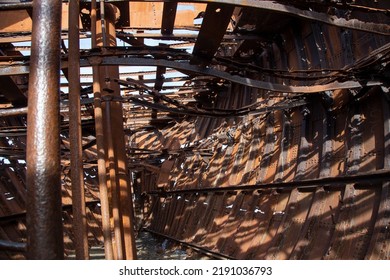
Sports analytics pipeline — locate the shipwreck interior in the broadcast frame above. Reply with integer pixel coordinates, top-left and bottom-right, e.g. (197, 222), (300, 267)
(0, 0), (389, 260)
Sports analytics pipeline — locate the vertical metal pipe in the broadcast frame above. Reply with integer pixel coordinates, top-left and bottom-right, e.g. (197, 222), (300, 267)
(91, 0), (97, 48)
(26, 0), (64, 259)
(105, 99), (125, 260)
(96, 3), (121, 260)
(68, 0), (89, 260)
(91, 0), (114, 260)
(93, 89), (114, 260)
(103, 3), (137, 259)
(99, 0), (107, 46)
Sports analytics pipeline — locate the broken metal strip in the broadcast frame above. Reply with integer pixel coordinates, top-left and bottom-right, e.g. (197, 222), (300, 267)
(191, 3), (235, 64)
(147, 168), (390, 195)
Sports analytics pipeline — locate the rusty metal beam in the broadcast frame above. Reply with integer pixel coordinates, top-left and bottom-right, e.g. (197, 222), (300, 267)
(99, 3), (137, 260)
(192, 3), (234, 65)
(91, 0), (97, 48)
(105, 99), (125, 260)
(152, 65), (166, 119)
(154, 1), (177, 120)
(0, 2), (32, 11)
(147, 169), (390, 195)
(161, 2), (177, 35)
(365, 94), (390, 259)
(91, 0), (114, 260)
(104, 98), (125, 260)
(78, 0), (390, 35)
(0, 107), (27, 117)
(68, 0), (89, 260)
(26, 0), (64, 260)
(1, 1), (386, 34)
(98, 1), (123, 260)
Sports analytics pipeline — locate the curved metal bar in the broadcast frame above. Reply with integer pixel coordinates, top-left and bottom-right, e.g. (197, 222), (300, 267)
(84, 56), (378, 93)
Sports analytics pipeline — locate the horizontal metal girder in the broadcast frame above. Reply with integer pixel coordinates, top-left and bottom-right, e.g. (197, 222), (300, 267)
(0, 1), (388, 35)
(72, 0), (390, 35)
(147, 168), (390, 195)
(0, 2), (32, 11)
(0, 106), (27, 117)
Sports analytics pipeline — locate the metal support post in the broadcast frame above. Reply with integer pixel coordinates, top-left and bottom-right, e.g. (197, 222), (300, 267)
(104, 98), (125, 260)
(91, 0), (114, 260)
(69, 0), (89, 260)
(103, 3), (137, 260)
(26, 0), (64, 259)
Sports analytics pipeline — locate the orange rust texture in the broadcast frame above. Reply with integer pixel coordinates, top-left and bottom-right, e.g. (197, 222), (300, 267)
(129, 3), (206, 28)
(0, 4), (71, 33)
(140, 89), (388, 259)
(132, 19), (390, 258)
(0, 3), (206, 32)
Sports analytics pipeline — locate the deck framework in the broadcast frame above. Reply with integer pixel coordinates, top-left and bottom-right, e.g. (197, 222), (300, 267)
(0, 0), (389, 259)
